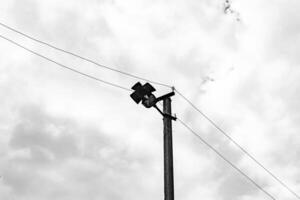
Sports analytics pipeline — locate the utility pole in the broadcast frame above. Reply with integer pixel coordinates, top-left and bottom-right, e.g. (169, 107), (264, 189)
(130, 82), (176, 200)
(163, 97), (174, 200)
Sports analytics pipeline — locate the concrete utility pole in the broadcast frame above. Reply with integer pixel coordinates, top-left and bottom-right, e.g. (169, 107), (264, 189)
(163, 97), (174, 200)
(130, 82), (176, 200)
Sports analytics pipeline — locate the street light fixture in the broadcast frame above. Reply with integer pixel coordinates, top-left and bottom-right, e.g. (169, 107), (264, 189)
(130, 82), (176, 120)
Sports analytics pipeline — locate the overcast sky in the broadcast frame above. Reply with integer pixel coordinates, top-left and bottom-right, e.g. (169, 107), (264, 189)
(0, 0), (300, 199)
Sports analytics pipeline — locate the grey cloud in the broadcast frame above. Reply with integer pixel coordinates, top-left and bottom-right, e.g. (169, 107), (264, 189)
(10, 105), (79, 161)
(181, 106), (265, 199)
(212, 141), (267, 200)
(4, 0), (300, 199)
(217, 171), (261, 200)
(2, 104), (154, 199)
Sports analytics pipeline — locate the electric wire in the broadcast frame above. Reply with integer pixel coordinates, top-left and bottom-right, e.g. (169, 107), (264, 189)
(0, 22), (172, 89)
(177, 117), (276, 200)
(0, 21), (298, 199)
(0, 34), (131, 92)
(174, 88), (300, 199)
(0, 30), (276, 199)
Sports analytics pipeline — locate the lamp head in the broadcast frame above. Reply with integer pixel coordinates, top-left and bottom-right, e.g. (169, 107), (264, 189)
(130, 82), (156, 108)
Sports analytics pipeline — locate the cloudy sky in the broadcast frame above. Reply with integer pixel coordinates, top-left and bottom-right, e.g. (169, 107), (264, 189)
(0, 0), (300, 199)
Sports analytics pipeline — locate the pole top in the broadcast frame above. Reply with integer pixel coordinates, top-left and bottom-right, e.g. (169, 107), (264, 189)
(130, 82), (176, 120)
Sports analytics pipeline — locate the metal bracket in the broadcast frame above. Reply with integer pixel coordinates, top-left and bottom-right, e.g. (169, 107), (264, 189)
(154, 105), (177, 121)
(155, 92), (175, 103)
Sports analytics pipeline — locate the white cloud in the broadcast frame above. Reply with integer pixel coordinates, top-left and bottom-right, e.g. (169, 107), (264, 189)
(1, 0), (300, 199)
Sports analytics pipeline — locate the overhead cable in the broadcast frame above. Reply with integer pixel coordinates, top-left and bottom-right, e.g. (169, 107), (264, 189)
(177, 117), (276, 200)
(0, 34), (131, 92)
(0, 22), (172, 89)
(174, 88), (300, 200)
(1, 21), (298, 199)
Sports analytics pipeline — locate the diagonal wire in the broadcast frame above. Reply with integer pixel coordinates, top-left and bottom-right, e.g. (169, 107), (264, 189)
(0, 21), (298, 199)
(177, 117), (276, 200)
(0, 34), (131, 92)
(0, 22), (172, 89)
(174, 88), (300, 199)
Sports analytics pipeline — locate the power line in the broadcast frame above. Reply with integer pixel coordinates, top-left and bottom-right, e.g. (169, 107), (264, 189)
(0, 21), (298, 199)
(177, 117), (276, 200)
(0, 34), (131, 92)
(174, 88), (300, 199)
(0, 22), (172, 89)
(0, 29), (269, 200)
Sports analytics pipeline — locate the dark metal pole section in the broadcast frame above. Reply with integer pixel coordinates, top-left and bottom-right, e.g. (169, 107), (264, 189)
(163, 97), (174, 200)
(130, 82), (176, 199)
